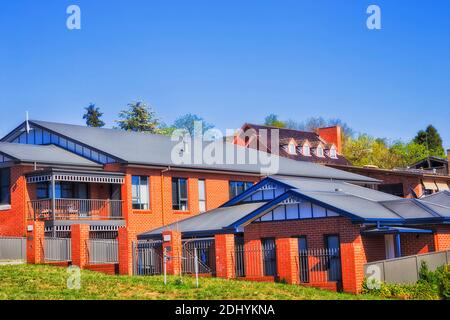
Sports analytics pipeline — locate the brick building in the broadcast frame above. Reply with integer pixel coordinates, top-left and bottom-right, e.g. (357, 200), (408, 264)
(140, 176), (450, 293)
(233, 123), (450, 198)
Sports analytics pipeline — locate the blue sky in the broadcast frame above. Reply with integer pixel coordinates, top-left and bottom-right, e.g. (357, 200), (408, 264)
(0, 0), (449, 148)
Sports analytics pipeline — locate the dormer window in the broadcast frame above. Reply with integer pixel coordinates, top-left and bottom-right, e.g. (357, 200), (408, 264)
(288, 142), (296, 155)
(316, 145), (324, 157)
(302, 144), (311, 156)
(329, 146), (337, 159)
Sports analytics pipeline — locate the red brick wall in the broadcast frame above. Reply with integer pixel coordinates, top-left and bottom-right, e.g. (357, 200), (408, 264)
(0, 165), (34, 237)
(85, 264), (118, 275)
(401, 233), (435, 256)
(113, 165), (260, 235)
(434, 225), (450, 251)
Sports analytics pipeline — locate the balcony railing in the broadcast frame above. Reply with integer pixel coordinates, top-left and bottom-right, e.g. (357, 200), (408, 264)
(28, 199), (123, 221)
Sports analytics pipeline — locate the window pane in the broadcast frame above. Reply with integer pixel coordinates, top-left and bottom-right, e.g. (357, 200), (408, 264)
(172, 179), (179, 208)
(198, 180), (205, 200)
(37, 183), (49, 199)
(0, 168), (11, 205)
(179, 178), (187, 199)
(132, 176), (149, 210)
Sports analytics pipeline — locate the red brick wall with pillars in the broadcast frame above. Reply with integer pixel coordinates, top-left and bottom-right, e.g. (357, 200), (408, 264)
(26, 220), (45, 264)
(118, 226), (137, 275)
(244, 217), (367, 293)
(162, 230), (182, 275)
(275, 238), (299, 284)
(215, 234), (235, 279)
(0, 165), (34, 237)
(71, 224), (90, 268)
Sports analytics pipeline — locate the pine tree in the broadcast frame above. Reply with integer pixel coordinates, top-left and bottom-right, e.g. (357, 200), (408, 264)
(83, 103), (105, 127)
(116, 101), (160, 133)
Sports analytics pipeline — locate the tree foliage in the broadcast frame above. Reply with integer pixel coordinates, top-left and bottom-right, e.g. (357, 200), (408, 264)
(116, 101), (160, 133)
(413, 125), (445, 158)
(264, 114), (286, 128)
(173, 113), (214, 136)
(83, 103), (105, 127)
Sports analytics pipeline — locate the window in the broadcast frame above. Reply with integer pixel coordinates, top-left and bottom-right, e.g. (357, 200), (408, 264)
(0, 168), (11, 205)
(329, 147), (337, 159)
(132, 176), (149, 210)
(302, 144), (311, 156)
(172, 178), (188, 211)
(316, 146), (324, 157)
(37, 183), (49, 199)
(229, 181), (253, 198)
(287, 142), (296, 155)
(198, 179), (206, 213)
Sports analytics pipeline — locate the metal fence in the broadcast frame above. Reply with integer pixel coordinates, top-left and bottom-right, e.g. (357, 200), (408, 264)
(182, 239), (216, 275)
(88, 239), (118, 264)
(233, 242), (277, 278)
(299, 248), (342, 283)
(44, 237), (72, 261)
(0, 237), (26, 261)
(28, 199), (123, 220)
(133, 241), (163, 276)
(364, 250), (450, 285)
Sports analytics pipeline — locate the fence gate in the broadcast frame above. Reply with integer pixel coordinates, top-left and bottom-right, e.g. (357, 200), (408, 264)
(182, 239), (216, 275)
(44, 237), (72, 262)
(133, 241), (163, 276)
(0, 237), (26, 261)
(262, 239), (277, 276)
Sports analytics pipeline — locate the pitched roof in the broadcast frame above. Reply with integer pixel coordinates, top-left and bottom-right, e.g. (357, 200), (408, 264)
(138, 202), (266, 239)
(0, 142), (101, 167)
(8, 120), (376, 182)
(422, 191), (450, 207)
(240, 123), (349, 165)
(139, 176), (450, 239)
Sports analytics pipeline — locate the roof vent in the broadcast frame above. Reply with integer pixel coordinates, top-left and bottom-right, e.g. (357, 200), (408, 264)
(335, 188), (342, 192)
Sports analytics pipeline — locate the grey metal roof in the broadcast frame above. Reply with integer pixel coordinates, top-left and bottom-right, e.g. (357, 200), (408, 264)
(362, 226), (433, 235)
(271, 176), (398, 201)
(379, 199), (437, 219)
(138, 202), (266, 239)
(292, 190), (402, 221)
(0, 142), (101, 167)
(26, 120), (378, 182)
(422, 191), (450, 207)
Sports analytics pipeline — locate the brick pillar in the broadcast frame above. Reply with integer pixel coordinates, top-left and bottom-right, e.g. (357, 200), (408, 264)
(26, 221), (45, 264)
(118, 227), (137, 275)
(162, 230), (182, 275)
(71, 224), (89, 268)
(244, 239), (263, 279)
(215, 234), (235, 279)
(276, 238), (299, 284)
(340, 238), (365, 294)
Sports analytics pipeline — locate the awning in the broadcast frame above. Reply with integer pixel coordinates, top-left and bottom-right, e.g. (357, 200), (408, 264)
(422, 180), (438, 191)
(26, 169), (125, 184)
(362, 226), (433, 236)
(435, 181), (450, 191)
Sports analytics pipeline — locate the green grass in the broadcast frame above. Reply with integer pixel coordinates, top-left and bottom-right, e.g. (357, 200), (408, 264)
(0, 264), (384, 300)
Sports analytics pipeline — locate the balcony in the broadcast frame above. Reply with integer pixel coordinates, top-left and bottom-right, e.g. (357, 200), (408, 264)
(28, 199), (123, 221)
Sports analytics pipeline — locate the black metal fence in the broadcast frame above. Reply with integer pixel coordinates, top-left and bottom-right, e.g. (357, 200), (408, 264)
(299, 248), (342, 283)
(233, 241), (277, 278)
(182, 239), (216, 275)
(133, 241), (163, 276)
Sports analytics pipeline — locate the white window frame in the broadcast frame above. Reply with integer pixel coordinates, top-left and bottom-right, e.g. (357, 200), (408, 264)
(302, 144), (311, 156)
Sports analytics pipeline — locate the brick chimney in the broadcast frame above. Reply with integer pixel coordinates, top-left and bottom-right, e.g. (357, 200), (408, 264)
(317, 126), (342, 154)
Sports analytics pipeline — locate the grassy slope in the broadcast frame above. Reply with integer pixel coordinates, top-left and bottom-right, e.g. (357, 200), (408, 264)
(0, 264), (382, 300)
